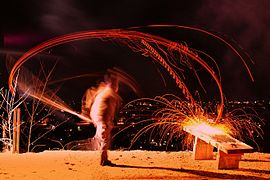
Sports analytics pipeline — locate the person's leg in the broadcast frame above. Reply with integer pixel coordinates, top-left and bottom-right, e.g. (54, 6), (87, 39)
(100, 124), (113, 166)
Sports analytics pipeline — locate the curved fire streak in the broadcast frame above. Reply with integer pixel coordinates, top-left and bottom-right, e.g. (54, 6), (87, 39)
(133, 24), (254, 81)
(7, 26), (238, 122)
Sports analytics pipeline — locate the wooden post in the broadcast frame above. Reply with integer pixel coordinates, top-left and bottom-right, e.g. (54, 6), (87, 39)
(16, 108), (21, 153)
(193, 137), (214, 160)
(217, 150), (242, 169)
(13, 108), (17, 153)
(12, 108), (21, 153)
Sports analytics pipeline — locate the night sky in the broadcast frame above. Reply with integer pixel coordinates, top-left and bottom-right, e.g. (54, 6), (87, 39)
(2, 0), (270, 102)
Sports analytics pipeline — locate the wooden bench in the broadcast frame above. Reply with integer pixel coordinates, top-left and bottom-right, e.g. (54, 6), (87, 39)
(183, 125), (253, 169)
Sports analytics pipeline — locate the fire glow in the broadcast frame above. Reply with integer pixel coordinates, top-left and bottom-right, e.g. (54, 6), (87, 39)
(183, 122), (229, 136)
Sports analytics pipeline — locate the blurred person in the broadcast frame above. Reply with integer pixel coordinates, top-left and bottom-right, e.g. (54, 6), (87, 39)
(82, 73), (121, 166)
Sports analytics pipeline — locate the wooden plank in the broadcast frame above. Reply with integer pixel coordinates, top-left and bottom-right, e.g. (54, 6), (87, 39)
(211, 135), (253, 154)
(217, 150), (242, 169)
(193, 137), (214, 160)
(183, 126), (253, 154)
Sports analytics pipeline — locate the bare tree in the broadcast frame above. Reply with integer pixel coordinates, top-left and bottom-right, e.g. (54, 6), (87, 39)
(5, 55), (83, 153)
(18, 61), (61, 152)
(0, 74), (28, 152)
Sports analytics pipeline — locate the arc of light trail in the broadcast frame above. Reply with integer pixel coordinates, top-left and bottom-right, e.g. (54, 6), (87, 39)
(29, 92), (91, 122)
(141, 39), (224, 121)
(8, 28), (225, 122)
(133, 24), (254, 82)
(141, 40), (195, 105)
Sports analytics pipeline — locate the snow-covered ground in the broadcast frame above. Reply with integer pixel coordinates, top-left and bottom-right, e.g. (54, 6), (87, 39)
(0, 150), (269, 179)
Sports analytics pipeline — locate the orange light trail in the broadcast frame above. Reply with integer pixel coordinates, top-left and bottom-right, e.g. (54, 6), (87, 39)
(139, 24), (254, 82)
(15, 67), (141, 123)
(14, 66), (93, 122)
(30, 92), (91, 122)
(7, 26), (238, 123)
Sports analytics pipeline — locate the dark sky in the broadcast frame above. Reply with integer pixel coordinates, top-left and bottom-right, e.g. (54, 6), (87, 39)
(2, 0), (270, 102)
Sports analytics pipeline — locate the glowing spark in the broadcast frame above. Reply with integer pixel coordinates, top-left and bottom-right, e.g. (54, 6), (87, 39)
(120, 94), (263, 150)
